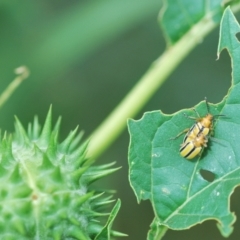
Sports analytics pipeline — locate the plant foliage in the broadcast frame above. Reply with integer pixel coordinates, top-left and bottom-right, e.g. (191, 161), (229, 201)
(128, 7), (240, 238)
(0, 107), (123, 239)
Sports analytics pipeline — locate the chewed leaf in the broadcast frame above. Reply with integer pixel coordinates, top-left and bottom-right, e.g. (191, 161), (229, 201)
(128, 7), (240, 238)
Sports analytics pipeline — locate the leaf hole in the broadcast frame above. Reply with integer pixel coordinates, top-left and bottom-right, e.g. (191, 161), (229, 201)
(200, 169), (215, 182)
(235, 32), (240, 42)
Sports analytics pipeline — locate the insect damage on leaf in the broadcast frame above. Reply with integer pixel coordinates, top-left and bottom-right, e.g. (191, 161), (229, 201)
(128, 7), (240, 238)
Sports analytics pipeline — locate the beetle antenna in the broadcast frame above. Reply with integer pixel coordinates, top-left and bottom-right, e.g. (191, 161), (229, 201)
(213, 114), (225, 119)
(193, 108), (201, 118)
(210, 137), (226, 147)
(204, 97), (210, 113)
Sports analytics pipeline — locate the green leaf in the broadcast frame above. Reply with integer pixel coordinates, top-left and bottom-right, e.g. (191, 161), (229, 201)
(128, 7), (240, 238)
(95, 199), (126, 240)
(160, 0), (224, 45)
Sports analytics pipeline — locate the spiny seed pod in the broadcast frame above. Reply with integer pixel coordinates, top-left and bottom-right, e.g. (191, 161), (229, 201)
(0, 107), (124, 239)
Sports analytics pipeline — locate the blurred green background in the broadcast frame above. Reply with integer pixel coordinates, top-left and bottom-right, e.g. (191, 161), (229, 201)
(1, 1), (239, 239)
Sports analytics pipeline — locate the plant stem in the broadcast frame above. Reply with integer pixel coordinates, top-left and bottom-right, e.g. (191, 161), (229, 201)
(86, 5), (240, 160)
(0, 66), (30, 109)
(86, 15), (215, 159)
(155, 226), (168, 240)
(147, 218), (168, 240)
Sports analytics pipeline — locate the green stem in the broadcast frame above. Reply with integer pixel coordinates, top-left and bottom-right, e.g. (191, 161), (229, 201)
(86, 14), (216, 159)
(154, 225), (168, 240)
(147, 218), (168, 240)
(0, 66), (29, 109)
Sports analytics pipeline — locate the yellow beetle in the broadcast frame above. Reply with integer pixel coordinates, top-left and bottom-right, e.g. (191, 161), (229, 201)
(182, 98), (223, 143)
(180, 133), (208, 160)
(171, 98), (224, 159)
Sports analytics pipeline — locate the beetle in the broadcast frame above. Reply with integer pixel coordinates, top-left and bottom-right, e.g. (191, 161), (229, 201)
(170, 98), (224, 159)
(180, 132), (208, 160)
(171, 98), (224, 143)
(182, 98), (224, 143)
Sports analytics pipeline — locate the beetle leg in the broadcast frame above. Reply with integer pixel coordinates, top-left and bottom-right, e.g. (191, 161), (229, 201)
(183, 111), (199, 121)
(169, 128), (189, 140)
